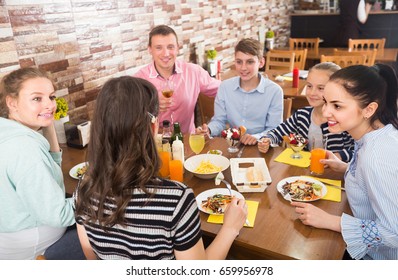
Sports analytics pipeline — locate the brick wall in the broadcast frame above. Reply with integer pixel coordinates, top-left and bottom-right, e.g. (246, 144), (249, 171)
(0, 0), (293, 122)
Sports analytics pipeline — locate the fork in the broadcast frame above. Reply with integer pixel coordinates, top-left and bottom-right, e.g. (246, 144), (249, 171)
(280, 188), (292, 202)
(215, 172), (250, 226)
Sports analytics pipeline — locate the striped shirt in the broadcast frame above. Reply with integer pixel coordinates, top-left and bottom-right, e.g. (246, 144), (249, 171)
(264, 107), (354, 162)
(342, 124), (398, 260)
(75, 180), (202, 260)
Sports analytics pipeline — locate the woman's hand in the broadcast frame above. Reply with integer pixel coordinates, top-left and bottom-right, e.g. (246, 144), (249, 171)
(222, 197), (248, 236)
(42, 123), (61, 152)
(291, 201), (342, 232)
(320, 150), (348, 173)
(257, 137), (270, 153)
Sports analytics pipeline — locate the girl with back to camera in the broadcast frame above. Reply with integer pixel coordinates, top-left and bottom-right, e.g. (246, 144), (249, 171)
(74, 76), (247, 260)
(292, 64), (398, 260)
(0, 67), (84, 259)
(258, 62), (354, 162)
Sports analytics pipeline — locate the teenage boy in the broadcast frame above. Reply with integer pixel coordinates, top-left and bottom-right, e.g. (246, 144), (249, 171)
(197, 38), (283, 145)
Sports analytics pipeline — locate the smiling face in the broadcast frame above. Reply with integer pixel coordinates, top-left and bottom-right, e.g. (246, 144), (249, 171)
(234, 51), (264, 83)
(6, 77), (56, 131)
(322, 81), (373, 140)
(305, 69), (331, 108)
(148, 33), (178, 77)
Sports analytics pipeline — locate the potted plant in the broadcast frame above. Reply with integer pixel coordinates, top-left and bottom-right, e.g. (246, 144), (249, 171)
(265, 30), (275, 50)
(206, 48), (218, 77)
(54, 97), (69, 143)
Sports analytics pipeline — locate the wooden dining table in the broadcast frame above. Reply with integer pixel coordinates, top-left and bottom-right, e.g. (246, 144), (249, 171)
(61, 135), (351, 260)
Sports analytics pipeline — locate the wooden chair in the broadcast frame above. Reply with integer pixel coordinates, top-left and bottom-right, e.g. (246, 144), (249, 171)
(333, 48), (377, 66)
(283, 98), (293, 121)
(270, 49), (308, 70)
(348, 38), (386, 51)
(265, 51), (295, 72)
(289, 37), (321, 52)
(320, 54), (367, 68)
(197, 93), (215, 124)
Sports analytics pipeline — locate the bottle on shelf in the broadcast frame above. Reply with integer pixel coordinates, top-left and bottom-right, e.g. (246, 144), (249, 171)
(171, 122), (183, 144)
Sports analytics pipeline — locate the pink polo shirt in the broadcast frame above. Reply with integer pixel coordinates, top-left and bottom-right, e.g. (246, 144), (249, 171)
(134, 60), (221, 133)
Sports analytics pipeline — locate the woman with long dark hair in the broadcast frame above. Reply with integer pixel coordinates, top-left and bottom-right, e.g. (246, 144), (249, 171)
(75, 76), (247, 260)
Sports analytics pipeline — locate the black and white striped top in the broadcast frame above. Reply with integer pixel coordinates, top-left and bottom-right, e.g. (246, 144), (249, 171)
(265, 106), (355, 162)
(75, 180), (202, 260)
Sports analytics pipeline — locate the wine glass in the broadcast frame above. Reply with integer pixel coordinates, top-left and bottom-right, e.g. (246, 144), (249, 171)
(189, 133), (205, 155)
(161, 80), (174, 123)
(288, 142), (307, 159)
(283, 135), (308, 159)
(226, 138), (240, 153)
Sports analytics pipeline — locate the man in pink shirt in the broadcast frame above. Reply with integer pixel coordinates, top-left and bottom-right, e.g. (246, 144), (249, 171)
(134, 25), (221, 133)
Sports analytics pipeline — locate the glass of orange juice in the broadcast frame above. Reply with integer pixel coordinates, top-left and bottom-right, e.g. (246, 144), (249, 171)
(169, 160), (183, 182)
(310, 148), (327, 175)
(159, 151), (170, 178)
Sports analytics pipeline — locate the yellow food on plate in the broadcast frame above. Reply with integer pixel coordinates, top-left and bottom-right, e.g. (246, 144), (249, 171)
(194, 160), (222, 174)
(239, 125), (247, 136)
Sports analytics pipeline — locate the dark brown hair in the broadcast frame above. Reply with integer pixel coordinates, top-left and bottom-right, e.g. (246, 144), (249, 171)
(148, 25), (178, 47)
(329, 64), (398, 129)
(75, 76), (160, 227)
(0, 67), (54, 118)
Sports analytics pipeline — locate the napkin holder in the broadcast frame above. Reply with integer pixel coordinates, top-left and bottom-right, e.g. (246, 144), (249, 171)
(65, 121), (91, 149)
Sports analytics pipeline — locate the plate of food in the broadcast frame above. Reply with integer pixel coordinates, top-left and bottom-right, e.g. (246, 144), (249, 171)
(184, 154), (229, 179)
(69, 162), (88, 179)
(276, 176), (327, 202)
(196, 188), (244, 215)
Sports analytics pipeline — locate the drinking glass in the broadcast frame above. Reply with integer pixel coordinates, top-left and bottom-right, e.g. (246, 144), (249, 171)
(226, 138), (240, 153)
(189, 133), (205, 155)
(283, 135), (307, 159)
(310, 136), (327, 175)
(161, 80), (174, 123)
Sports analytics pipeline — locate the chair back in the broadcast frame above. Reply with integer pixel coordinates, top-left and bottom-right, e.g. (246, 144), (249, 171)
(320, 54), (367, 68)
(197, 93), (215, 124)
(283, 98), (293, 121)
(348, 38), (385, 51)
(333, 48), (377, 66)
(289, 38), (321, 51)
(271, 49), (308, 70)
(265, 51), (295, 72)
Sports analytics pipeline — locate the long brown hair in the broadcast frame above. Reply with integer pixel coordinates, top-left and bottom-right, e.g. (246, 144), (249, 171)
(75, 76), (160, 227)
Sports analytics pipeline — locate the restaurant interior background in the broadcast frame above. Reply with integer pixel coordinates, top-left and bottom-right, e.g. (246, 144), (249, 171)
(0, 0), (293, 124)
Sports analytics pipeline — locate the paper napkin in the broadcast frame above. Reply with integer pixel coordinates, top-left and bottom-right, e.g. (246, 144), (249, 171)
(274, 148), (311, 168)
(301, 176), (342, 202)
(207, 200), (259, 228)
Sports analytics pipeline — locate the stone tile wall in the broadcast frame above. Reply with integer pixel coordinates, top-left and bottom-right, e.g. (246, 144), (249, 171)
(0, 0), (293, 122)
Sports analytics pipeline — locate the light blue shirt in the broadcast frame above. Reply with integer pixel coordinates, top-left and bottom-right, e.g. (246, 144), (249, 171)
(342, 124), (398, 260)
(207, 74), (283, 140)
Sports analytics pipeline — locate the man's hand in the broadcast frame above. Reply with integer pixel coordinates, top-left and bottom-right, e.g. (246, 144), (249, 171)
(240, 134), (257, 145)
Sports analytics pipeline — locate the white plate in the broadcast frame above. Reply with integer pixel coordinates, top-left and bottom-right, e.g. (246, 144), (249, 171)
(196, 188), (244, 215)
(69, 162), (88, 179)
(184, 154), (230, 179)
(276, 176), (327, 202)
